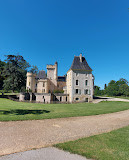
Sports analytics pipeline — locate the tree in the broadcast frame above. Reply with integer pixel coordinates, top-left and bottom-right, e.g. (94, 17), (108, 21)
(119, 84), (129, 97)
(94, 86), (101, 96)
(104, 84), (107, 90)
(105, 78), (129, 96)
(0, 60), (6, 89)
(116, 78), (128, 87)
(30, 65), (38, 74)
(3, 55), (30, 92)
(105, 80), (119, 96)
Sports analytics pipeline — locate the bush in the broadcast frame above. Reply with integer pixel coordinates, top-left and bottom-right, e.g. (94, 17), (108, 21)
(53, 90), (64, 93)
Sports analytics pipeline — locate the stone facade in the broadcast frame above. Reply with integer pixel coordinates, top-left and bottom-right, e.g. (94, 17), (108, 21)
(26, 73), (36, 92)
(35, 93), (51, 103)
(36, 79), (49, 93)
(67, 70), (94, 103)
(67, 54), (94, 103)
(19, 54), (94, 103)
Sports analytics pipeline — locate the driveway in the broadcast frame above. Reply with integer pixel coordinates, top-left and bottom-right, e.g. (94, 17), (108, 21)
(0, 109), (129, 156)
(93, 96), (129, 103)
(0, 147), (90, 160)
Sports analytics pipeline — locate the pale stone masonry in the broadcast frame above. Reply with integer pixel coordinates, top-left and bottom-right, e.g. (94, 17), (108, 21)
(67, 54), (94, 103)
(19, 54), (94, 103)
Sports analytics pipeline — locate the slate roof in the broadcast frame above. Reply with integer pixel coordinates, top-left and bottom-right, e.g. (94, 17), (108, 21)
(57, 76), (66, 82)
(70, 56), (92, 71)
(36, 70), (46, 79)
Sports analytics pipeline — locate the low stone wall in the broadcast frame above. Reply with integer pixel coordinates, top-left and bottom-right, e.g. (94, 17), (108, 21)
(35, 93), (51, 103)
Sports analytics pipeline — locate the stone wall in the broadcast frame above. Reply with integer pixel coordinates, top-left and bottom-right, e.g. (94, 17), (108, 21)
(57, 81), (66, 90)
(26, 72), (36, 92)
(35, 93), (51, 103)
(53, 93), (69, 103)
(37, 79), (49, 93)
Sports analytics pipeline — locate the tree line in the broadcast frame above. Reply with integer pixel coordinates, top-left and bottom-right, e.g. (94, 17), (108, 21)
(0, 55), (38, 92)
(94, 78), (129, 97)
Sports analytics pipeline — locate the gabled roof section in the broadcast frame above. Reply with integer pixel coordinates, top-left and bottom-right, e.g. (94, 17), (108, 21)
(70, 54), (92, 71)
(36, 70), (46, 79)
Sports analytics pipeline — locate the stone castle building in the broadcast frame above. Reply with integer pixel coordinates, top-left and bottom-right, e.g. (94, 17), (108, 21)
(19, 54), (94, 103)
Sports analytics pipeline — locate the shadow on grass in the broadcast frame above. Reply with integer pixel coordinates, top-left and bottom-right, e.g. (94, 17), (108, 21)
(0, 109), (50, 115)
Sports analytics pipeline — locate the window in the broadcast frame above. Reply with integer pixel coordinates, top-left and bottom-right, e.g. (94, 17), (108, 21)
(43, 82), (45, 87)
(85, 80), (88, 86)
(85, 89), (88, 95)
(42, 89), (45, 93)
(75, 98), (79, 101)
(66, 97), (67, 102)
(76, 80), (79, 85)
(75, 89), (81, 94)
(75, 89), (78, 94)
(60, 97), (62, 101)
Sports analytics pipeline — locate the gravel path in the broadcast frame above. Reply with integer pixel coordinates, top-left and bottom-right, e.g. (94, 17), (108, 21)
(0, 147), (90, 160)
(93, 97), (129, 103)
(0, 109), (129, 156)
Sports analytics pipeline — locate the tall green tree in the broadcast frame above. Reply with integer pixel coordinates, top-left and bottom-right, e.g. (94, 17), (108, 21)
(3, 55), (30, 92)
(105, 80), (119, 96)
(30, 65), (38, 74)
(116, 78), (128, 86)
(0, 60), (6, 89)
(105, 78), (129, 96)
(119, 84), (129, 97)
(94, 86), (104, 96)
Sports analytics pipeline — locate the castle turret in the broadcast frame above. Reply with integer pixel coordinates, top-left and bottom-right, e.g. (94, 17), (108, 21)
(54, 62), (58, 80)
(47, 62), (58, 80)
(46, 62), (58, 91)
(26, 72), (36, 92)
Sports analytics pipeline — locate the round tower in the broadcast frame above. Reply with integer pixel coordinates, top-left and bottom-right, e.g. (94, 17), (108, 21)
(26, 72), (36, 92)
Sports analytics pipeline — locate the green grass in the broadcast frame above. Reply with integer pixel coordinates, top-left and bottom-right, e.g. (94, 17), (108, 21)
(0, 98), (129, 121)
(0, 92), (19, 95)
(55, 125), (129, 160)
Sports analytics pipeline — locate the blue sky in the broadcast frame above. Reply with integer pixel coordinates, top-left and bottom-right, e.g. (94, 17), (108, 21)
(0, 0), (129, 89)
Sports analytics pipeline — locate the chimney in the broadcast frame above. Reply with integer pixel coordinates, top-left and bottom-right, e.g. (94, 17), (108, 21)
(80, 53), (82, 62)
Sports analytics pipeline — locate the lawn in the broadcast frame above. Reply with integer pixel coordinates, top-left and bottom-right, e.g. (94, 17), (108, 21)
(55, 125), (129, 160)
(0, 98), (129, 121)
